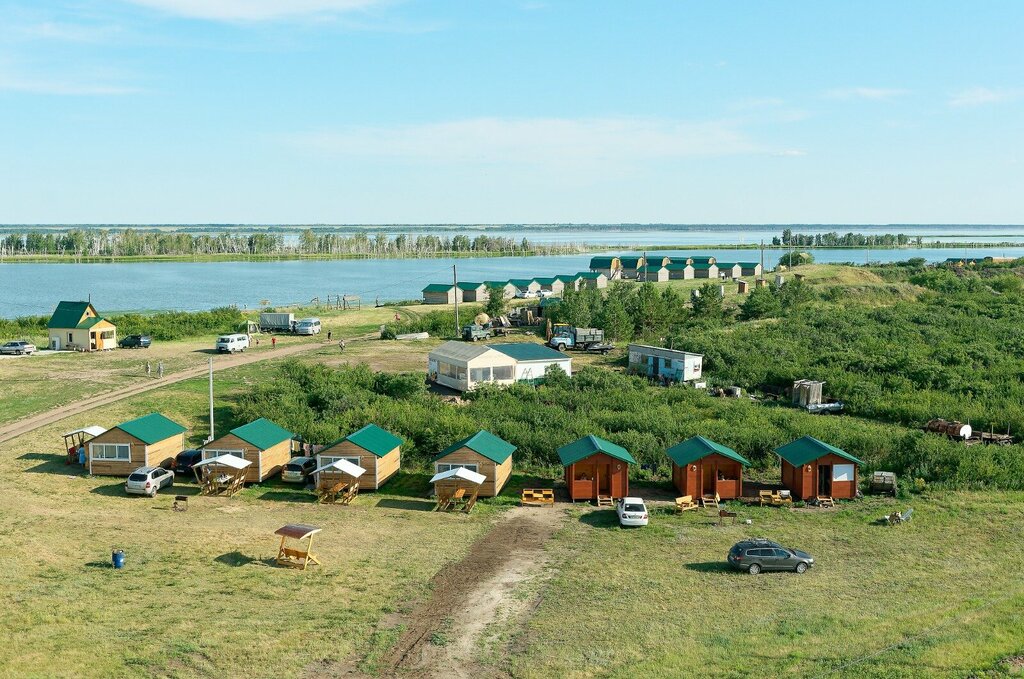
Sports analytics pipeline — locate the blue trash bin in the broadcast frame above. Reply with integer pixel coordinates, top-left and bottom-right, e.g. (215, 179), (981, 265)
(112, 550), (125, 569)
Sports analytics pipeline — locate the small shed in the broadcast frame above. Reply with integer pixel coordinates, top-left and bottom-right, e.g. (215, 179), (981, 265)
(456, 282), (489, 302)
(555, 273), (584, 292)
(576, 271), (608, 289)
(422, 283), (461, 305)
(638, 264), (669, 282)
(692, 262), (719, 279)
(87, 413), (187, 476)
(202, 417), (294, 483)
(627, 344), (703, 383)
(619, 256), (645, 279)
(484, 280), (517, 299)
(193, 454), (251, 496)
(432, 430), (516, 497)
(775, 436), (863, 500)
(737, 279), (749, 294)
(665, 262), (695, 280)
(739, 262), (763, 277)
(667, 436), (750, 499)
(558, 434), (635, 501)
(489, 342), (572, 383)
(716, 262), (742, 279)
(316, 423), (402, 490)
(589, 256), (621, 279)
(47, 301), (117, 352)
(533, 277), (565, 295)
(510, 278), (542, 295)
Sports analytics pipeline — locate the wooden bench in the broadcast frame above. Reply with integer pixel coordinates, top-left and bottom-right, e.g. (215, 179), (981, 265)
(522, 488), (555, 507)
(718, 509), (738, 525)
(317, 481), (349, 504)
(675, 495), (699, 512)
(759, 490), (793, 506)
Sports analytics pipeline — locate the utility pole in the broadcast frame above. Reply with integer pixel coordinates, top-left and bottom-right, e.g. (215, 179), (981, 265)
(760, 239), (765, 281)
(453, 264), (460, 334)
(643, 250), (648, 282)
(206, 357), (214, 444)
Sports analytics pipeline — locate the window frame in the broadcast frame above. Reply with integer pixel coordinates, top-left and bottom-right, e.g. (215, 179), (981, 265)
(90, 442), (130, 461)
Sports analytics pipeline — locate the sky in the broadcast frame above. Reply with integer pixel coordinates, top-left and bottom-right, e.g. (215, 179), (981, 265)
(0, 0), (1022, 225)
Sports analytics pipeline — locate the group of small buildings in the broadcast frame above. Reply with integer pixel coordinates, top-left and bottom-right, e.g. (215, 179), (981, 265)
(427, 341), (572, 391)
(422, 272), (607, 304)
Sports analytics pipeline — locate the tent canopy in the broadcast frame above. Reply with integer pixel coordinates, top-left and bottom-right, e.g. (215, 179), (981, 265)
(275, 524), (321, 540)
(63, 426), (107, 439)
(312, 459), (366, 477)
(193, 454), (252, 470)
(430, 467), (486, 485)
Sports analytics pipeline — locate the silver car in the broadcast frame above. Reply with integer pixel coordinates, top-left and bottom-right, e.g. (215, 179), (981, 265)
(125, 466), (174, 497)
(281, 456), (317, 483)
(0, 341), (36, 355)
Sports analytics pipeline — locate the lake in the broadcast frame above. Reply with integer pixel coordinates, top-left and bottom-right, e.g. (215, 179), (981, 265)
(4, 243), (1024, 318)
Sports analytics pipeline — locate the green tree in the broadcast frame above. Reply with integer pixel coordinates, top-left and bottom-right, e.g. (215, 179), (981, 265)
(484, 286), (508, 317)
(597, 294), (632, 342)
(628, 283), (668, 339)
(739, 286), (782, 320)
(691, 282), (725, 322)
(778, 251), (814, 267)
(557, 288), (594, 328)
(778, 278), (813, 311)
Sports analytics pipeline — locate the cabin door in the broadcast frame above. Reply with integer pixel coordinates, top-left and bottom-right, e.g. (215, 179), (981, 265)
(598, 464), (610, 495)
(702, 463), (715, 495)
(818, 465), (832, 496)
(650, 357), (659, 377)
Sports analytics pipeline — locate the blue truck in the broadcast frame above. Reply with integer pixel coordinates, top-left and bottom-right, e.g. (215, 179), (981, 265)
(547, 326), (612, 354)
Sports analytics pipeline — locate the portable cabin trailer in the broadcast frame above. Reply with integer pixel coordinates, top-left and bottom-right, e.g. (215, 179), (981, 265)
(432, 430), (515, 497)
(627, 344), (703, 383)
(555, 274), (584, 292)
(589, 256), (621, 279)
(558, 434), (635, 501)
(456, 282), (489, 302)
(739, 262), (763, 277)
(619, 256), (645, 279)
(202, 417), (294, 483)
(422, 284), (460, 305)
(576, 271), (608, 289)
(510, 278), (542, 295)
(47, 301), (117, 352)
(533, 277), (565, 295)
(484, 280), (517, 299)
(315, 423), (402, 490)
(667, 436), (750, 500)
(716, 262), (743, 279)
(775, 436), (862, 500)
(87, 412), (186, 476)
(665, 262), (695, 280)
(638, 264), (669, 282)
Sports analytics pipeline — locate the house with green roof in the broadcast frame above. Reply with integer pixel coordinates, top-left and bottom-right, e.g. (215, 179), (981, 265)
(316, 423), (403, 490)
(738, 262), (763, 277)
(203, 417), (295, 483)
(665, 261), (695, 280)
(47, 300), (117, 352)
(618, 256), (646, 279)
(638, 264), (669, 282)
(432, 430), (516, 497)
(87, 412), (187, 476)
(455, 281), (490, 302)
(715, 262), (742, 279)
(484, 280), (517, 299)
(691, 261), (719, 279)
(667, 436), (750, 500)
(775, 436), (863, 500)
(575, 271), (608, 289)
(533, 276), (565, 295)
(554, 273), (584, 291)
(509, 278), (542, 295)
(558, 434), (636, 501)
(589, 256), (621, 279)
(422, 283), (460, 305)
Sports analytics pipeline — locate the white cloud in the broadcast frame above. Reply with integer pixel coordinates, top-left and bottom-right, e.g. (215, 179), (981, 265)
(824, 87), (909, 101)
(289, 117), (764, 167)
(0, 60), (138, 95)
(123, 0), (384, 21)
(948, 86), (1024, 107)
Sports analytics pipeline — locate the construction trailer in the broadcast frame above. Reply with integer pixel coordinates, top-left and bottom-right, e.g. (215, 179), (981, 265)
(432, 429), (516, 498)
(627, 344), (704, 384)
(201, 417), (294, 483)
(47, 301), (117, 352)
(667, 436), (750, 500)
(315, 423), (402, 491)
(87, 413), (187, 476)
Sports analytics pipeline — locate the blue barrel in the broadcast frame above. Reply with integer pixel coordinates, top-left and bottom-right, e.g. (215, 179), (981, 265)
(112, 550), (125, 569)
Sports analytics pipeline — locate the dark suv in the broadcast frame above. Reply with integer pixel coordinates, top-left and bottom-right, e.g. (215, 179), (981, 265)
(727, 539), (815, 575)
(173, 449), (204, 475)
(120, 334), (152, 349)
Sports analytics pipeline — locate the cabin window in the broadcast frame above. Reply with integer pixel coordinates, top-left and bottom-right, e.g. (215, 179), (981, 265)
(320, 455), (361, 467)
(833, 464), (855, 482)
(492, 365), (513, 380)
(203, 449), (245, 460)
(91, 443), (130, 461)
(436, 463), (478, 474)
(470, 367), (492, 383)
(68, 332), (73, 342)
(100, 330), (115, 339)
(456, 366), (467, 380)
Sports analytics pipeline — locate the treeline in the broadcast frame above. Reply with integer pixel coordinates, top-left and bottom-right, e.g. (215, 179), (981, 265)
(0, 306), (246, 342)
(773, 229), (921, 247)
(234, 360), (1024, 490)
(0, 228), (589, 258)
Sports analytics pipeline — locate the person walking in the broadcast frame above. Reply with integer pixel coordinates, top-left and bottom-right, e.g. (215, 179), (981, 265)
(146, 361), (152, 377)
(157, 361), (164, 379)
(78, 444), (86, 467)
(394, 312), (401, 322)
(327, 330), (332, 341)
(339, 339), (346, 351)
(271, 336), (277, 349)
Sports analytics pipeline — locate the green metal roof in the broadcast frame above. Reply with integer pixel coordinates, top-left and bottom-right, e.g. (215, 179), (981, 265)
(774, 436), (862, 466)
(434, 430), (516, 464)
(555, 274), (582, 283)
(339, 423), (403, 457)
(576, 271), (603, 279)
(738, 262), (760, 268)
(533, 277), (557, 285)
(116, 412), (186, 445)
(422, 283), (454, 293)
(557, 434), (636, 466)
(589, 256), (618, 267)
(484, 280), (512, 287)
(666, 436), (750, 467)
(619, 256), (644, 267)
(665, 262), (692, 271)
(692, 262), (716, 270)
(78, 316), (111, 329)
(47, 301), (98, 329)
(690, 256), (716, 263)
(716, 262), (738, 268)
(229, 418), (293, 450)
(490, 342), (568, 361)
(509, 278), (537, 287)
(639, 264), (666, 273)
(456, 281), (484, 291)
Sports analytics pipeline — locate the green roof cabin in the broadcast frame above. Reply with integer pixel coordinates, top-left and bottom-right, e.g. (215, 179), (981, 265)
(202, 417), (294, 483)
(484, 280), (518, 299)
(589, 256), (621, 279)
(47, 300), (117, 352)
(533, 276), (565, 295)
(716, 262), (742, 279)
(576, 271), (608, 288)
(775, 436), (863, 500)
(667, 436), (750, 500)
(558, 434), (636, 502)
(554, 273), (584, 291)
(87, 412), (187, 476)
(738, 262), (763, 277)
(432, 430), (516, 497)
(509, 278), (542, 294)
(638, 264), (669, 282)
(665, 262), (695, 280)
(618, 256), (646, 279)
(455, 281), (489, 302)
(422, 283), (460, 305)
(691, 261), (719, 279)
(316, 424), (403, 491)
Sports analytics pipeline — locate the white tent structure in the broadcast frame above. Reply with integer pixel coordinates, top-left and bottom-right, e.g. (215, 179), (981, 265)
(63, 425), (108, 439)
(313, 458), (366, 504)
(312, 458), (366, 480)
(431, 466), (487, 511)
(429, 466), (486, 485)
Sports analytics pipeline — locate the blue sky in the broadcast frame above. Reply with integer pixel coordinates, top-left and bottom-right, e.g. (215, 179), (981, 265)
(0, 1), (1021, 224)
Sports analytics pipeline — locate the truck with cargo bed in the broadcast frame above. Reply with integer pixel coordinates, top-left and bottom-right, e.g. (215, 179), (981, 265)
(547, 327), (612, 354)
(260, 312), (295, 332)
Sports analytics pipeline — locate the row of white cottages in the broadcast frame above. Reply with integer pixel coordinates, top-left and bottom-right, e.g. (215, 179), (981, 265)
(589, 255), (763, 282)
(422, 272), (608, 305)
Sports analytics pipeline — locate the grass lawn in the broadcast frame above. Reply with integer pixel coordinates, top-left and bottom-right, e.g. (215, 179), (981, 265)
(508, 494), (1024, 678)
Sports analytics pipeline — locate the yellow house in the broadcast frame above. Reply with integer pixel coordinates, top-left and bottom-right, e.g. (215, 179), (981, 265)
(47, 301), (117, 351)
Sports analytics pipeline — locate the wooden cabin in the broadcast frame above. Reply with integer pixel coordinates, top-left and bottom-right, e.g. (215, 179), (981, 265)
(627, 344), (703, 383)
(589, 256), (621, 279)
(484, 280), (518, 299)
(576, 271), (608, 289)
(87, 412), (186, 476)
(739, 262), (763, 277)
(47, 300), (117, 352)
(775, 436), (862, 500)
(665, 262), (694, 280)
(510, 278), (542, 295)
(558, 434), (635, 502)
(716, 262), (743, 279)
(432, 430), (515, 498)
(456, 282), (489, 302)
(667, 436), (750, 500)
(692, 262), (719, 279)
(202, 417), (294, 483)
(422, 284), (460, 305)
(638, 264), (669, 282)
(316, 423), (402, 491)
(555, 274), (584, 292)
(619, 256), (645, 279)
(534, 277), (565, 295)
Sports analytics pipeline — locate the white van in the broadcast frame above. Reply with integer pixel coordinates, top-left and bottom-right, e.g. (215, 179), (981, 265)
(295, 318), (322, 336)
(216, 334), (250, 353)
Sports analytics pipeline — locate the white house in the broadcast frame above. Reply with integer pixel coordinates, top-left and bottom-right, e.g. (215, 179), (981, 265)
(427, 341), (572, 392)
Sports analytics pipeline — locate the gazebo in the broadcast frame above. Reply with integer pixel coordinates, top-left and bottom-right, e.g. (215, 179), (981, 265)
(430, 466), (486, 512)
(192, 454), (252, 496)
(312, 458), (366, 505)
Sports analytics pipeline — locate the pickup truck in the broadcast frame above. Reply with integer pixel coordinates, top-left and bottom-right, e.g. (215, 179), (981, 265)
(547, 327), (612, 354)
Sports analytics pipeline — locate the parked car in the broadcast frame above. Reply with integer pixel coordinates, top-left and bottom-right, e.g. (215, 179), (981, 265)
(616, 497), (649, 527)
(173, 449), (204, 475)
(125, 466), (175, 497)
(0, 340), (36, 355)
(216, 333), (250, 353)
(119, 334), (152, 349)
(538, 290), (555, 298)
(727, 538), (815, 575)
(295, 318), (322, 335)
(281, 456), (317, 483)
(515, 290), (538, 299)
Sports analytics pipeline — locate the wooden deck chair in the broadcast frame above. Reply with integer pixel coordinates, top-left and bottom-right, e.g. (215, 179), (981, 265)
(701, 492), (720, 509)
(675, 495), (698, 512)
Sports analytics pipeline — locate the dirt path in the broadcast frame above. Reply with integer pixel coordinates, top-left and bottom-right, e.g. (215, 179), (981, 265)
(0, 340), (335, 444)
(378, 506), (565, 678)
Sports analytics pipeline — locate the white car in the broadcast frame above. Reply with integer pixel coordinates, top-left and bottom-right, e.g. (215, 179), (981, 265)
(216, 333), (250, 353)
(516, 290), (539, 299)
(295, 318), (321, 335)
(616, 497), (649, 527)
(538, 290), (555, 298)
(0, 340), (36, 355)
(125, 466), (174, 497)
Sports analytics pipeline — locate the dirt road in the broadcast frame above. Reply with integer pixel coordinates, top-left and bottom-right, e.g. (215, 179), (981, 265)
(0, 340), (332, 445)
